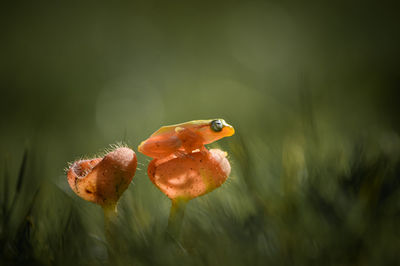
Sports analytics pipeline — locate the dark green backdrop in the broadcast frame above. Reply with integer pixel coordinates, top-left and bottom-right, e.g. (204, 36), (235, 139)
(1, 1), (399, 265)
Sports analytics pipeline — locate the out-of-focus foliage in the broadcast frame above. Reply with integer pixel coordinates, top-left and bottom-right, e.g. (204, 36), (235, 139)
(1, 0), (399, 265)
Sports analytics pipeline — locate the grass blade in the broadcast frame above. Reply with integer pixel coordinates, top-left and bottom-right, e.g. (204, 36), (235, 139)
(2, 158), (10, 216)
(15, 149), (28, 193)
(5, 149), (29, 225)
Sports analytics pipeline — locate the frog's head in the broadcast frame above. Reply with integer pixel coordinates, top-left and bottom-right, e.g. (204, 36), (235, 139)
(198, 119), (235, 144)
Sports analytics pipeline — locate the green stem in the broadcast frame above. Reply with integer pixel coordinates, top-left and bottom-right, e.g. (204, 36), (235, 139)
(103, 202), (118, 261)
(167, 198), (188, 240)
(103, 202), (118, 225)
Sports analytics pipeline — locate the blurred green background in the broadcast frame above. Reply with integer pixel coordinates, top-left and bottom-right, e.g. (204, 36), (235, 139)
(1, 1), (400, 265)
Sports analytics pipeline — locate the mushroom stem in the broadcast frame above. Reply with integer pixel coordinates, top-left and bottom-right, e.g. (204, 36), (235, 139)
(167, 198), (187, 240)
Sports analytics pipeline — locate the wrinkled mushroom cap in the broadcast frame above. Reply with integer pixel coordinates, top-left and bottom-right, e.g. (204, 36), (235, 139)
(148, 149), (231, 201)
(67, 147), (137, 207)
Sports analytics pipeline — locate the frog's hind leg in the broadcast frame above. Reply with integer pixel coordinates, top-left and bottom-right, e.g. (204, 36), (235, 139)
(139, 135), (181, 159)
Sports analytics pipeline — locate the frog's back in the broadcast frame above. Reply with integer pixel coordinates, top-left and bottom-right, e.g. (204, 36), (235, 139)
(150, 120), (211, 137)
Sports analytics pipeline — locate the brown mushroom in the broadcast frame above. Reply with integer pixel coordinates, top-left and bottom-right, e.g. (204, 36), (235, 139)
(67, 147), (137, 210)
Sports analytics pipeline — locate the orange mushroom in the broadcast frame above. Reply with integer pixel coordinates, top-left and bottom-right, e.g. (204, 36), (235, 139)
(148, 149), (231, 201)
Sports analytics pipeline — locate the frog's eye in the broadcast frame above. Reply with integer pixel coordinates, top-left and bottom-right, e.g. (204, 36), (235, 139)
(211, 120), (223, 132)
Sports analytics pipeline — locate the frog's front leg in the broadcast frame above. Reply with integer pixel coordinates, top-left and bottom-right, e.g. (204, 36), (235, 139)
(173, 149), (190, 158)
(175, 126), (204, 154)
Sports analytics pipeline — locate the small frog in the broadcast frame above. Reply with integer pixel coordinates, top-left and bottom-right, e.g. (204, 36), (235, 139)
(138, 119), (235, 159)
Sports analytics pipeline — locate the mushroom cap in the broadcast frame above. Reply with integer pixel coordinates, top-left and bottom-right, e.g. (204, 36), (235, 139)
(67, 147), (137, 206)
(147, 149), (231, 201)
